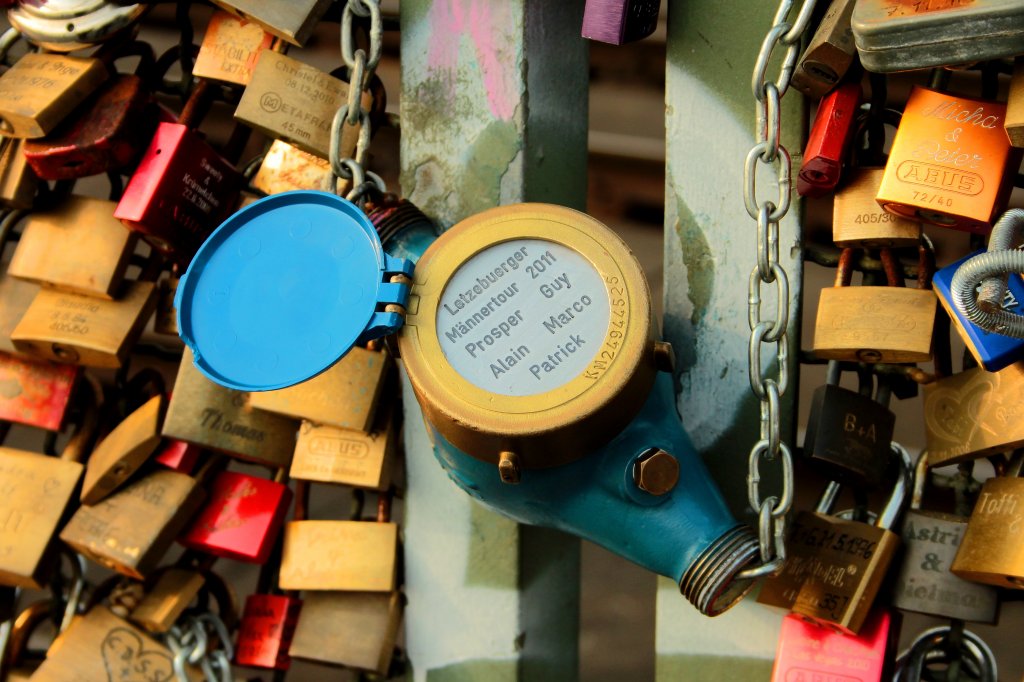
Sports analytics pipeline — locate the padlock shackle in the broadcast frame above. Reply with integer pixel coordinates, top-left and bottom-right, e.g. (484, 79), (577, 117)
(879, 248), (904, 287)
(61, 373), (103, 463)
(815, 481), (841, 514)
(951, 209), (1024, 338)
(877, 442), (913, 530)
(910, 450), (930, 511)
(834, 247), (856, 287)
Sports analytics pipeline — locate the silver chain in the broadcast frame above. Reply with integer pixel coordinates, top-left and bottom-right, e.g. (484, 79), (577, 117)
(737, 0), (817, 580)
(325, 0), (385, 206)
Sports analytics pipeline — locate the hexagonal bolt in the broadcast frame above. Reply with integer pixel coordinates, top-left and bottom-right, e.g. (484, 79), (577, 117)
(633, 448), (679, 496)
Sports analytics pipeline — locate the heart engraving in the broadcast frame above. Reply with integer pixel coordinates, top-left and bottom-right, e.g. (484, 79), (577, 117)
(926, 373), (998, 445)
(101, 627), (175, 682)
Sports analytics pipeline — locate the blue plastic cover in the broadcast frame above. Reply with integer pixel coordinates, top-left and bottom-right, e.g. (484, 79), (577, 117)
(176, 191), (413, 391)
(934, 250), (1024, 372)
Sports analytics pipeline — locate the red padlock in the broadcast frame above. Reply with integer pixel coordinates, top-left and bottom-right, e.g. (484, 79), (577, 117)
(154, 438), (201, 473)
(178, 469), (292, 563)
(0, 351), (79, 431)
(114, 80), (243, 264)
(771, 610), (898, 682)
(23, 43), (159, 180)
(235, 593), (302, 670)
(798, 80), (861, 197)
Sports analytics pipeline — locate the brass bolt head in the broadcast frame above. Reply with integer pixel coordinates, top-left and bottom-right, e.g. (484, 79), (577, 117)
(633, 449), (679, 496)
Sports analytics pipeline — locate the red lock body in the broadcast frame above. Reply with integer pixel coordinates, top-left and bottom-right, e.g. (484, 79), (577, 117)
(798, 81), (861, 197)
(178, 470), (292, 563)
(154, 439), (201, 473)
(22, 75), (156, 180)
(771, 610), (896, 682)
(0, 351), (79, 430)
(235, 593), (302, 670)
(114, 122), (242, 263)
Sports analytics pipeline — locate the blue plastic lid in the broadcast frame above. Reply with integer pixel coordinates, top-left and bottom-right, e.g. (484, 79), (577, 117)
(176, 191), (413, 391)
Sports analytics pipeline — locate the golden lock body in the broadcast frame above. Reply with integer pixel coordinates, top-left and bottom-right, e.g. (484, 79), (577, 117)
(81, 394), (165, 505)
(279, 520), (398, 592)
(290, 591), (403, 675)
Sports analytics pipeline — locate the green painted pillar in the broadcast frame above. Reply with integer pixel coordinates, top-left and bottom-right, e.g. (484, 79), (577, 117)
(398, 2), (587, 680)
(658, 1), (804, 679)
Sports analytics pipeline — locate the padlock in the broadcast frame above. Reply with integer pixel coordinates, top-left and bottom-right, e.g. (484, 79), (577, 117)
(852, 0), (1024, 73)
(923, 364), (1024, 467)
(154, 439), (201, 473)
(0, 52), (108, 138)
(0, 139), (38, 209)
(59, 457), (223, 579)
(154, 275), (179, 336)
(289, 491), (403, 674)
(22, 42), (158, 180)
(8, 1), (147, 53)
(1008, 58), (1024, 148)
(833, 168), (922, 247)
(790, 0), (857, 99)
(162, 349), (299, 468)
(789, 444), (912, 634)
(278, 482), (398, 592)
(193, 10), (274, 86)
(207, 0), (332, 46)
(770, 610), (896, 682)
(7, 195), (137, 298)
(797, 80), (861, 197)
(951, 452), (1024, 588)
(934, 250), (1024, 372)
(234, 534), (301, 670)
(813, 247), (936, 363)
(177, 468), (293, 564)
(876, 86), (1017, 234)
(0, 351), (79, 431)
(0, 237), (40, 357)
(115, 80), (244, 263)
(802, 362), (895, 488)
(10, 279), (157, 368)
(251, 139), (344, 195)
(892, 451), (999, 622)
(129, 566), (207, 634)
(234, 51), (372, 160)
(29, 606), (201, 682)
(896, 623), (997, 682)
(81, 393), (165, 505)
(290, 398), (398, 491)
(1, 600), (52, 680)
(581, 0), (661, 45)
(0, 374), (100, 588)
(250, 345), (391, 431)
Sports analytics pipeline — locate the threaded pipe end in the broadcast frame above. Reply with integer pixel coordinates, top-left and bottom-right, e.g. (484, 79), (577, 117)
(679, 525), (759, 616)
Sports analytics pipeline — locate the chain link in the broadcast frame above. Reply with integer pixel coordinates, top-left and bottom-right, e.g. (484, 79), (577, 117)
(737, 0), (817, 581)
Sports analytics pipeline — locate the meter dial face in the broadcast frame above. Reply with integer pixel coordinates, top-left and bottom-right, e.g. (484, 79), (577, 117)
(436, 239), (611, 397)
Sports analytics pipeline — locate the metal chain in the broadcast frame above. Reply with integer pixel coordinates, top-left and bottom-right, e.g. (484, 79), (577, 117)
(737, 0), (818, 580)
(325, 0), (384, 207)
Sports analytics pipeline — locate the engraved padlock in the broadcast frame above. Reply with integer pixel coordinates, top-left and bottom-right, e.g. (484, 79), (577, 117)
(790, 443), (913, 635)
(893, 451), (999, 623)
(798, 80), (861, 197)
(876, 86), (1018, 234)
(790, 0), (857, 99)
(770, 609), (897, 682)
(192, 10), (275, 86)
(81, 393), (166, 505)
(951, 452), (1024, 588)
(813, 246), (936, 363)
(252, 139), (343, 196)
(581, 0), (661, 45)
(234, 534), (301, 670)
(0, 51), (108, 138)
(207, 0), (332, 46)
(0, 139), (39, 209)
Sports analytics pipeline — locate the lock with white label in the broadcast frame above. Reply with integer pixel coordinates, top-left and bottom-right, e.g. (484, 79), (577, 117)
(176, 194), (759, 616)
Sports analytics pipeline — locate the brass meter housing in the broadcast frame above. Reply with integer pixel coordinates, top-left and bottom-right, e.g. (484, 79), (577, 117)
(398, 204), (660, 469)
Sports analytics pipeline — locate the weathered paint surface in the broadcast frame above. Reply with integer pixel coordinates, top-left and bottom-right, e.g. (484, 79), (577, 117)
(400, 2), (586, 680)
(659, 0), (801, 677)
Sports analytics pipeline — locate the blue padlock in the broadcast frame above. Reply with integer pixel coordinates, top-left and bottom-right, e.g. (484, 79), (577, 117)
(177, 192), (760, 615)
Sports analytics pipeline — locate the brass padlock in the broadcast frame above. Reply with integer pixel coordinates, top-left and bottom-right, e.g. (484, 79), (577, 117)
(235, 51), (371, 160)
(10, 279), (158, 368)
(790, 0), (857, 99)
(0, 255), (40, 357)
(951, 452), (1024, 589)
(790, 444), (912, 634)
(81, 393), (166, 505)
(876, 86), (1016, 234)
(250, 345), (391, 431)
(0, 374), (100, 588)
(0, 52), (108, 138)
(290, 398), (398, 491)
(252, 139), (346, 195)
(278, 483), (398, 592)
(7, 195), (137, 299)
(289, 591), (403, 675)
(1008, 57), (1024, 149)
(0, 139), (39, 209)
(924, 363), (1024, 467)
(813, 247), (935, 363)
(193, 10), (275, 86)
(163, 349), (299, 467)
(30, 606), (201, 682)
(833, 168), (921, 248)
(129, 567), (207, 634)
(207, 0), (332, 46)
(59, 458), (221, 579)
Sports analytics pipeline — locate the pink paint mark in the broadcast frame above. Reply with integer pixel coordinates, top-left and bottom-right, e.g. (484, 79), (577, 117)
(426, 0), (519, 121)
